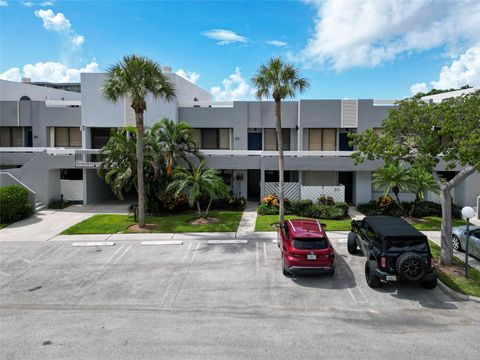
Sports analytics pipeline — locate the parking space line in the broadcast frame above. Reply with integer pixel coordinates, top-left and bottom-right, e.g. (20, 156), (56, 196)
(99, 245), (125, 270)
(0, 270), (10, 277)
(50, 245), (65, 256)
(181, 243), (193, 262)
(112, 244), (133, 264)
(256, 242), (260, 272)
(30, 245), (60, 262)
(207, 240), (248, 244)
(263, 242), (268, 262)
(141, 241), (183, 246)
(191, 242), (200, 261)
(12, 255), (31, 263)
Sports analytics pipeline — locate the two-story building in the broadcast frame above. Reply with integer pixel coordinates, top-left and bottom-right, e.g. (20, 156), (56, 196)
(1, 73), (478, 212)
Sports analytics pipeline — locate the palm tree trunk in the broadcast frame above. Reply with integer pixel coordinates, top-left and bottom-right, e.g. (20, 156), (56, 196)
(196, 201), (202, 217)
(135, 111), (145, 228)
(275, 99), (285, 225)
(205, 198), (213, 218)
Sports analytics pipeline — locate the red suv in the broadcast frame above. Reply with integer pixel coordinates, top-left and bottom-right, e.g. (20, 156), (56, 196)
(278, 219), (335, 276)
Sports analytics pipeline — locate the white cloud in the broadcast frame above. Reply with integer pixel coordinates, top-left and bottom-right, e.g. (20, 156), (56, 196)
(430, 46), (480, 89)
(410, 82), (428, 95)
(0, 67), (21, 81)
(202, 29), (248, 45)
(266, 40), (287, 47)
(211, 67), (254, 101)
(22, 1), (34, 6)
(0, 61), (99, 83)
(35, 9), (84, 47)
(298, 0), (480, 71)
(0, 1), (8, 6)
(22, 1), (54, 6)
(175, 69), (200, 84)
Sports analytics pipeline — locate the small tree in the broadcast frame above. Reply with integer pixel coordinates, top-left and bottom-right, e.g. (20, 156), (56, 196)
(408, 166), (438, 202)
(252, 58), (309, 225)
(351, 91), (480, 265)
(167, 161), (228, 218)
(372, 163), (410, 207)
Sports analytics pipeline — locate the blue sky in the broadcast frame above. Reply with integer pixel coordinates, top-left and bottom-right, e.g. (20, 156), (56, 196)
(1, 0), (479, 99)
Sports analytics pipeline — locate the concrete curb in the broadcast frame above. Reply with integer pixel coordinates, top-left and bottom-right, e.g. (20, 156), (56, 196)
(437, 279), (480, 304)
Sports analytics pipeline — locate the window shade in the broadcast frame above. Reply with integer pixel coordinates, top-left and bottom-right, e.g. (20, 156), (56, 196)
(69, 128), (82, 147)
(0, 128), (11, 147)
(264, 129), (277, 151)
(308, 129), (322, 150)
(219, 129), (230, 149)
(192, 129), (202, 148)
(322, 128), (336, 151)
(55, 127), (69, 147)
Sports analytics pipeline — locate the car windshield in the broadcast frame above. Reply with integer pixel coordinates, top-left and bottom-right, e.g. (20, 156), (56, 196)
(293, 237), (328, 250)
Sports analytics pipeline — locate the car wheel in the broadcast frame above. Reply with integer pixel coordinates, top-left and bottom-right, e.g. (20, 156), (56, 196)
(396, 252), (427, 281)
(347, 233), (357, 255)
(365, 260), (381, 288)
(282, 257), (290, 276)
(452, 235), (462, 251)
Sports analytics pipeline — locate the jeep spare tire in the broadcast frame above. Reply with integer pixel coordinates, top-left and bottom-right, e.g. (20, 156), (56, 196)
(396, 252), (426, 281)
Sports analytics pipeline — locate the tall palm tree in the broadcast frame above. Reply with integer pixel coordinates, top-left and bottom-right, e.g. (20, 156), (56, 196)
(372, 163), (410, 207)
(167, 161), (228, 218)
(252, 57), (309, 224)
(150, 118), (201, 175)
(102, 55), (176, 227)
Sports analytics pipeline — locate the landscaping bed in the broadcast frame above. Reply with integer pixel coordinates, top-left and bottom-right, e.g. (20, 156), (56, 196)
(255, 215), (352, 231)
(428, 240), (480, 297)
(61, 211), (243, 234)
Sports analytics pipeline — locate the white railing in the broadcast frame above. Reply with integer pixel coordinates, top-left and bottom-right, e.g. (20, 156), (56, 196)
(200, 150), (353, 157)
(60, 180), (84, 201)
(75, 149), (102, 168)
(0, 147), (77, 155)
(264, 182), (345, 202)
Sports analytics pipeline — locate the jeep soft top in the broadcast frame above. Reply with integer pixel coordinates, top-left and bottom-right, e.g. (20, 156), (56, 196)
(361, 216), (427, 243)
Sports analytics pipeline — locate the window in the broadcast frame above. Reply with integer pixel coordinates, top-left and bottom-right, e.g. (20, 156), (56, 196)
(0, 127), (23, 147)
(91, 128), (113, 149)
(193, 128), (231, 149)
(293, 237), (328, 250)
(308, 128), (336, 151)
(373, 128), (384, 137)
(265, 170), (299, 182)
(55, 127), (81, 147)
(264, 128), (290, 151)
(218, 170), (233, 186)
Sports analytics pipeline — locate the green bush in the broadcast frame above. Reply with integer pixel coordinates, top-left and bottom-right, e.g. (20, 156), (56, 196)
(318, 195), (335, 206)
(357, 200), (403, 217)
(211, 195), (247, 211)
(48, 199), (67, 209)
(304, 204), (345, 220)
(257, 202), (279, 215)
(286, 199), (313, 215)
(410, 200), (461, 219)
(357, 199), (461, 219)
(335, 202), (349, 216)
(0, 186), (32, 223)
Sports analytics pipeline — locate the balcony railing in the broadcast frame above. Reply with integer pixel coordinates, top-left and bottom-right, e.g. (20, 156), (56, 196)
(75, 149), (102, 168)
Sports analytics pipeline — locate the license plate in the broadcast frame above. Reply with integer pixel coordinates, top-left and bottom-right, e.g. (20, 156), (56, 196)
(386, 275), (397, 281)
(307, 254), (316, 260)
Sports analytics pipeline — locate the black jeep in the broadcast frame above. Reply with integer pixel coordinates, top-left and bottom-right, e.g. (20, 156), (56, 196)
(348, 216), (437, 289)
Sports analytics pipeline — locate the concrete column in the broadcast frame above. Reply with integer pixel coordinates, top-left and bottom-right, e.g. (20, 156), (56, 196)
(260, 167), (265, 200)
(353, 171), (372, 205)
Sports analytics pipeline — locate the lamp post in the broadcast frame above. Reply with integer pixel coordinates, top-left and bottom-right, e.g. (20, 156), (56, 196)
(461, 206), (475, 278)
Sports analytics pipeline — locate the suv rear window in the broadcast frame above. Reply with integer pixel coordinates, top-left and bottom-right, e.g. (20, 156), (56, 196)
(293, 237), (328, 250)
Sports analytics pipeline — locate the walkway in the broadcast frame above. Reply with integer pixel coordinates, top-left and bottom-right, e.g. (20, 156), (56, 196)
(348, 206), (365, 221)
(236, 201), (259, 237)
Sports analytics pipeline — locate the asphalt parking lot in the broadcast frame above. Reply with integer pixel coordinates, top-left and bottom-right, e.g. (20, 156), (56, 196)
(1, 236), (479, 360)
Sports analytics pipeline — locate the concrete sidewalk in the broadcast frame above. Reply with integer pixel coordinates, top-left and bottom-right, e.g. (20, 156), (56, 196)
(236, 201), (259, 238)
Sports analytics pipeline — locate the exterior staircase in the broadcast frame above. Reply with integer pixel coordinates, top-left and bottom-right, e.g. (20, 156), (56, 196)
(35, 199), (46, 212)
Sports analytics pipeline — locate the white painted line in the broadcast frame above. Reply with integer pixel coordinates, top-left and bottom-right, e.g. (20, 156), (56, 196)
(141, 241), (183, 246)
(255, 242), (260, 272)
(0, 270), (10, 277)
(72, 242), (115, 247)
(13, 255), (31, 263)
(50, 245), (65, 255)
(113, 244), (133, 264)
(337, 240), (347, 243)
(191, 242), (200, 261)
(30, 245), (59, 262)
(182, 242), (193, 262)
(263, 242), (268, 262)
(207, 240), (248, 244)
(272, 239), (278, 244)
(347, 287), (368, 304)
(99, 244), (125, 270)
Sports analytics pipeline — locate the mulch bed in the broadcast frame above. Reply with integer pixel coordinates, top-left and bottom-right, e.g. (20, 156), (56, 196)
(188, 217), (220, 225)
(128, 224), (159, 233)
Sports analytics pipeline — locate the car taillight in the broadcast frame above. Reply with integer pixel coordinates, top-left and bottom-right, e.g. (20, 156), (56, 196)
(329, 248), (335, 259)
(291, 253), (303, 258)
(380, 256), (387, 268)
(429, 257), (435, 269)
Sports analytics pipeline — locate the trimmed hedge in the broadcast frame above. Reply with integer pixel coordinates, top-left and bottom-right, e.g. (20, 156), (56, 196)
(257, 198), (349, 220)
(358, 198), (462, 219)
(0, 185), (32, 223)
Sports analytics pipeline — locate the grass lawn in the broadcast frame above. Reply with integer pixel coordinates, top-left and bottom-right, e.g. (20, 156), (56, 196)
(428, 240), (480, 297)
(255, 214), (352, 231)
(408, 216), (465, 231)
(62, 211), (243, 234)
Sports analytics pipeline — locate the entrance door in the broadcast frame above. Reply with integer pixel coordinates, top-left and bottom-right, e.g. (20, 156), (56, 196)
(247, 170), (261, 200)
(248, 133), (262, 150)
(25, 127), (33, 147)
(339, 132), (353, 151)
(338, 172), (353, 203)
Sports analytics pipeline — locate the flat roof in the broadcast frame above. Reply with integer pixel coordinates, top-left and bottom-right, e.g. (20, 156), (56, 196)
(364, 216), (426, 242)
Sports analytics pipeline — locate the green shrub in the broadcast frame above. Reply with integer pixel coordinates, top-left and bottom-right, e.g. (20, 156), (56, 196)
(410, 200), (461, 219)
(257, 202), (279, 215)
(318, 195), (335, 206)
(357, 199), (461, 219)
(286, 199), (313, 215)
(0, 186), (32, 223)
(357, 199), (403, 217)
(303, 204), (345, 220)
(48, 199), (67, 209)
(211, 195), (246, 211)
(335, 202), (349, 216)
